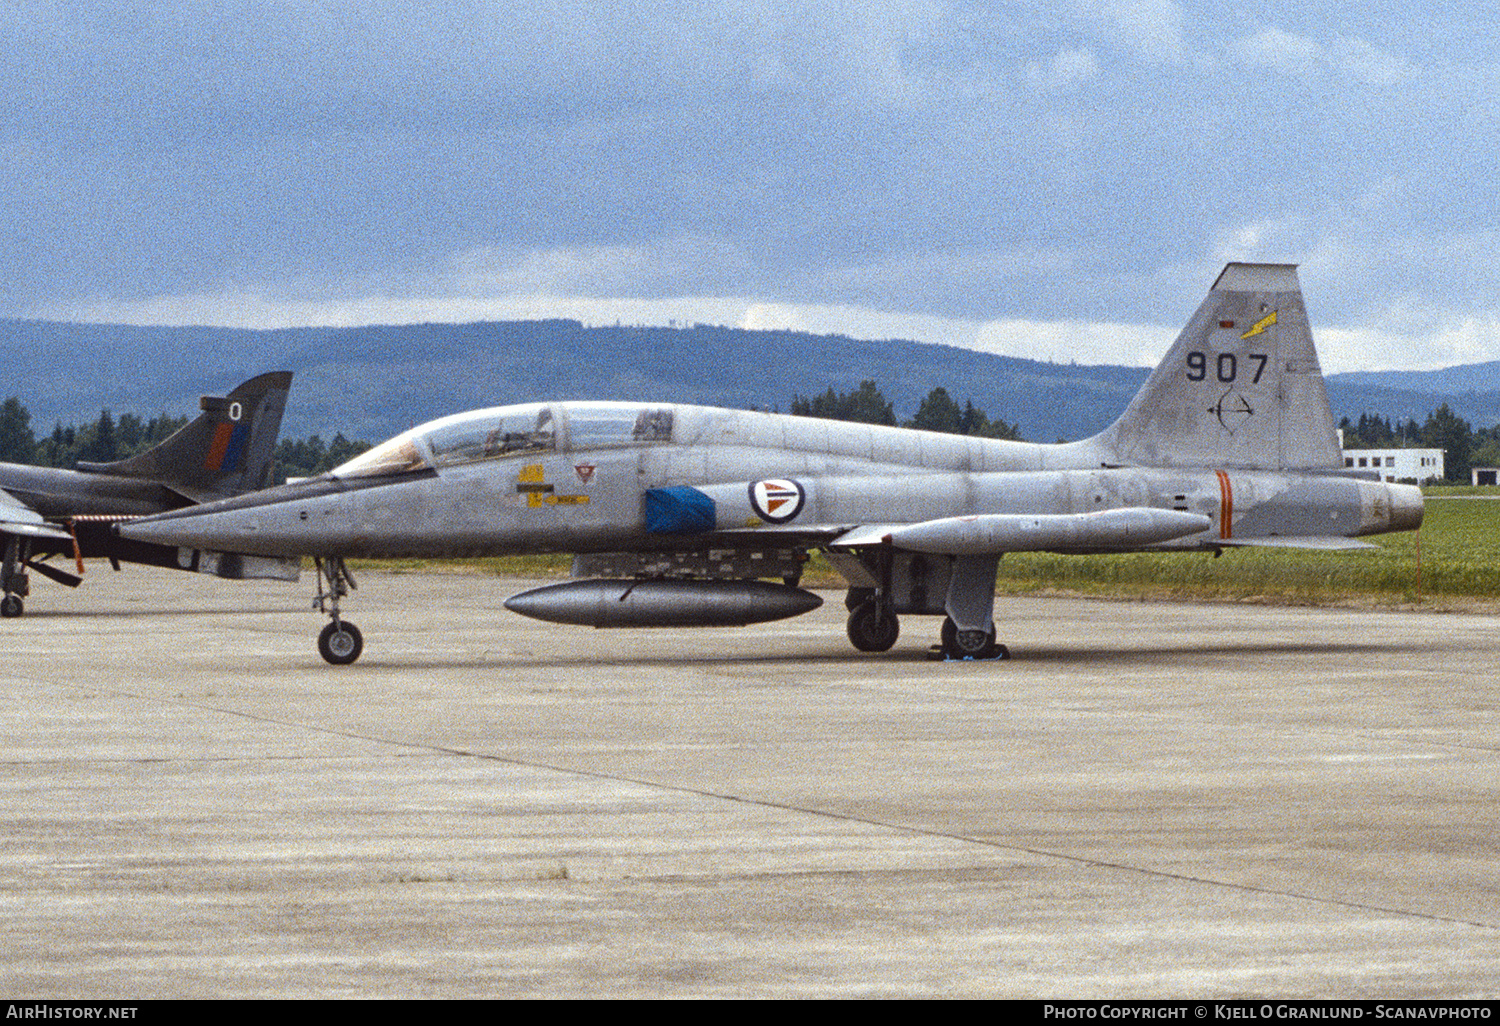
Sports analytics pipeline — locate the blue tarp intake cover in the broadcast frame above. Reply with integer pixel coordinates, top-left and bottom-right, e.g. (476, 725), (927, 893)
(645, 487), (716, 534)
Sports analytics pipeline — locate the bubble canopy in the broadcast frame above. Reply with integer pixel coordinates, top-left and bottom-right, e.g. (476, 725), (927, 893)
(332, 403), (675, 479)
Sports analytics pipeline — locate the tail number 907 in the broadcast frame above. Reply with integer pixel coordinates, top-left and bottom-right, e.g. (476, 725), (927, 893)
(1187, 351), (1267, 384)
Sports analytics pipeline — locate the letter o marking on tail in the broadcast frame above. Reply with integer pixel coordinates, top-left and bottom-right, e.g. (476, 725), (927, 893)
(749, 479), (806, 523)
(228, 401), (243, 421)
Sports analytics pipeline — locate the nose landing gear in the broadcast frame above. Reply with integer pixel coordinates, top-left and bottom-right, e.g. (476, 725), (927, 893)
(313, 557), (363, 664)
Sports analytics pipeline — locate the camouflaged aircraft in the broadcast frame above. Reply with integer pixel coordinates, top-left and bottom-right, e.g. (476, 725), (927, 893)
(119, 264), (1423, 664)
(0, 371), (298, 617)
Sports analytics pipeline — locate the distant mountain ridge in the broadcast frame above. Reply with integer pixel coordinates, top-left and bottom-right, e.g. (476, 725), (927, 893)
(3, 317), (1498, 444)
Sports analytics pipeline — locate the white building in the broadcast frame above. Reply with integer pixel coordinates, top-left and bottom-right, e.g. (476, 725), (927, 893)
(1341, 448), (1444, 483)
(1335, 429), (1444, 483)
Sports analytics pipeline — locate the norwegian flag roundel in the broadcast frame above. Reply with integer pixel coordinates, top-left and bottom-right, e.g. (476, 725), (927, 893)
(748, 478), (806, 523)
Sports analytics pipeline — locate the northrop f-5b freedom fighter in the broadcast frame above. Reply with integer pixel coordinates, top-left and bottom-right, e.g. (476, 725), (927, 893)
(120, 264), (1423, 664)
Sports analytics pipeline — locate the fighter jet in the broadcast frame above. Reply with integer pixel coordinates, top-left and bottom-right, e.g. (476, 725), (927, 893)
(1, 371), (299, 616)
(119, 264), (1423, 664)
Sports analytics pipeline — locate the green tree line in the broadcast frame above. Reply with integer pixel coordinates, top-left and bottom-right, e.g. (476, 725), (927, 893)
(0, 398), (192, 467)
(790, 380), (1023, 440)
(0, 397), (369, 482)
(1339, 404), (1489, 483)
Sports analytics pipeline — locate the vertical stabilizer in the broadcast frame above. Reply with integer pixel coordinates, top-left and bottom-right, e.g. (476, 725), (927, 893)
(1091, 263), (1341, 470)
(75, 371), (294, 500)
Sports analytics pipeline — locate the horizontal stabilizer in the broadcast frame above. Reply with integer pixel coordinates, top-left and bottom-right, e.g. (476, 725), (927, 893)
(833, 508), (1212, 555)
(1217, 536), (1380, 551)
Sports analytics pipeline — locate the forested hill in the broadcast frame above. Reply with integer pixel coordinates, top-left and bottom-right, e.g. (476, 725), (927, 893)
(3, 317), (1499, 444)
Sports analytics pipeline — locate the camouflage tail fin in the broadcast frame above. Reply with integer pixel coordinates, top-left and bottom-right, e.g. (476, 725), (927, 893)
(76, 371), (294, 501)
(1091, 263), (1341, 471)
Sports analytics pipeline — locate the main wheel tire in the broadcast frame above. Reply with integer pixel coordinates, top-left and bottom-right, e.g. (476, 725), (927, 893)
(847, 600), (899, 652)
(0, 594), (21, 618)
(940, 616), (999, 660)
(318, 621), (364, 665)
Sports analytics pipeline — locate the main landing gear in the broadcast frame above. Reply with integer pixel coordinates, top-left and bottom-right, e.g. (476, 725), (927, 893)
(847, 597), (900, 651)
(2, 532), (84, 619)
(937, 616), (1008, 661)
(314, 557), (363, 665)
(2, 537), (28, 619)
(840, 550), (1011, 660)
(843, 602), (1009, 659)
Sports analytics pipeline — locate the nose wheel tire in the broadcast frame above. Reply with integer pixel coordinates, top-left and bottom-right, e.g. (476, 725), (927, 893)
(0, 594), (21, 618)
(318, 621), (364, 665)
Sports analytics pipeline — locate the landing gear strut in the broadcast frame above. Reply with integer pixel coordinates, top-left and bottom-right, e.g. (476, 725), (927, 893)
(2, 537), (27, 618)
(845, 546), (900, 652)
(936, 554), (1009, 660)
(313, 557), (363, 665)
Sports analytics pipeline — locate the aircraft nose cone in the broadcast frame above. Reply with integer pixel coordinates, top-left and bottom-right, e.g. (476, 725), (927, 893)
(117, 514), (182, 546)
(119, 507), (262, 552)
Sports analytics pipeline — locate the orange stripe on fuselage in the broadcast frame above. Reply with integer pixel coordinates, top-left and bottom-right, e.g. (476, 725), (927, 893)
(205, 422), (234, 471)
(1215, 470), (1232, 539)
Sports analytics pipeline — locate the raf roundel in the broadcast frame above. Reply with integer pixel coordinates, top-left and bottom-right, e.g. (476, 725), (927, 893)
(749, 479), (806, 523)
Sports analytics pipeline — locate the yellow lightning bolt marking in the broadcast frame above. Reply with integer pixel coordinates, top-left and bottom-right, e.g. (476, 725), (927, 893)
(1241, 310), (1278, 339)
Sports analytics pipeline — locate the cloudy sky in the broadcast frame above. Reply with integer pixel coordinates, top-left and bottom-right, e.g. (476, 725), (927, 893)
(4, 1), (1497, 371)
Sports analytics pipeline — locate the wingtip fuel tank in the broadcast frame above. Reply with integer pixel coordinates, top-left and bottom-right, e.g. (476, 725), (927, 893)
(879, 508), (1214, 555)
(504, 578), (823, 628)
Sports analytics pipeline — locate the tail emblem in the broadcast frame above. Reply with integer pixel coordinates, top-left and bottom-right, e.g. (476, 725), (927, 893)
(1240, 309), (1278, 339)
(1207, 390), (1255, 434)
(203, 421), (249, 472)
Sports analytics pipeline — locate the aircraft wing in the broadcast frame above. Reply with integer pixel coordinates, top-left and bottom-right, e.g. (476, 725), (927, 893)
(711, 522), (858, 548)
(1216, 536), (1380, 551)
(0, 488), (72, 541)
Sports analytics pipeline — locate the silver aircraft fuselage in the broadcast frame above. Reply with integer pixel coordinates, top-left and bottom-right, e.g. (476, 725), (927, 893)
(121, 400), (1422, 560)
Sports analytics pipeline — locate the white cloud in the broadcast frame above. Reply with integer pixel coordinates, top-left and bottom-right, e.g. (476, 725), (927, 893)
(1232, 26), (1419, 85)
(1231, 26), (1325, 79)
(5, 2), (1499, 384)
(1023, 0), (1187, 65)
(1331, 36), (1420, 86)
(1318, 315), (1500, 374)
(1209, 217), (1315, 263)
(444, 237), (755, 298)
(1101, 0), (1188, 65)
(31, 276), (1500, 377)
(1025, 48), (1100, 93)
